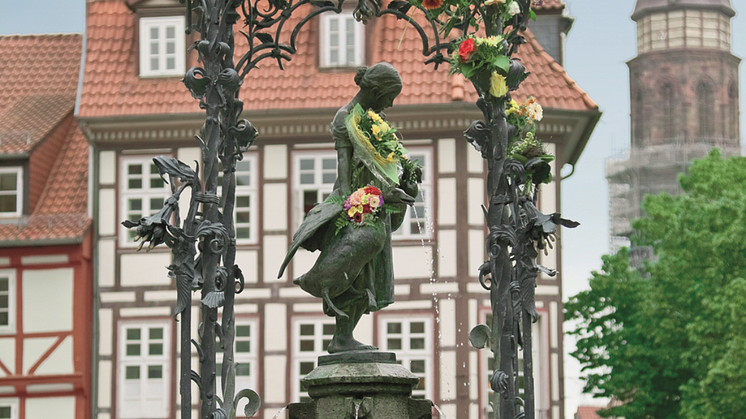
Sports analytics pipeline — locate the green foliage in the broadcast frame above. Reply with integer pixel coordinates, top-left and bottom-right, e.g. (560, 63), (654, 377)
(566, 150), (746, 419)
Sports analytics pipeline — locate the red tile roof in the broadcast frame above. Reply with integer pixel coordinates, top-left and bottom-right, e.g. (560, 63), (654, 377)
(0, 34), (82, 155)
(0, 35), (90, 244)
(79, 1), (596, 119)
(576, 406), (603, 419)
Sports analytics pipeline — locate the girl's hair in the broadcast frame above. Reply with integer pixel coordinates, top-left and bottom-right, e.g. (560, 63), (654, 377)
(354, 63), (402, 95)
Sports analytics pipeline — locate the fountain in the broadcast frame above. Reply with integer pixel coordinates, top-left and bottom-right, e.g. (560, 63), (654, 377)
(119, 0), (579, 418)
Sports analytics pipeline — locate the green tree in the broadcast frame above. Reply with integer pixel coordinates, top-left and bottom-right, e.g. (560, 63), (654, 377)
(566, 150), (746, 419)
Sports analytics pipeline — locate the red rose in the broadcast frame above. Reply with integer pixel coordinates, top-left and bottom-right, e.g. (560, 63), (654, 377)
(422, 0), (444, 9)
(362, 204), (372, 214)
(364, 186), (381, 195)
(458, 38), (476, 63)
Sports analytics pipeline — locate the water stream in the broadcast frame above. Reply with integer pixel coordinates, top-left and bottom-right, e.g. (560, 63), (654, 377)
(271, 406), (288, 419)
(354, 399), (361, 419)
(433, 403), (449, 418)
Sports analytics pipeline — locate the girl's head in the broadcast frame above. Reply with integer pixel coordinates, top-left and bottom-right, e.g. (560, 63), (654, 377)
(354, 63), (403, 112)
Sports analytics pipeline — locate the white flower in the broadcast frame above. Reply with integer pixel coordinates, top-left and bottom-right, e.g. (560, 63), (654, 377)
(508, 1), (521, 16)
(484, 0), (505, 6)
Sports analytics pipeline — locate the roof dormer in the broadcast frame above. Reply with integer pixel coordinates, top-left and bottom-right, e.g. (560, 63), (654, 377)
(130, 0), (186, 78)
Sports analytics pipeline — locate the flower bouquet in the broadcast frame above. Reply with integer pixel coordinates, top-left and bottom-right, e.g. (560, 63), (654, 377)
(346, 104), (421, 187)
(506, 97), (553, 187)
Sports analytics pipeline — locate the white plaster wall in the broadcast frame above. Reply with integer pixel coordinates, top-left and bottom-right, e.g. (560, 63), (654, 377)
(420, 282), (458, 295)
(35, 336), (73, 375)
(439, 350), (457, 401)
(437, 230), (457, 278)
(467, 178), (485, 225)
(438, 299), (456, 347)
(99, 188), (116, 236)
(177, 147), (202, 222)
(120, 253), (171, 286)
(99, 151), (116, 185)
(550, 301), (558, 348)
(469, 351), (479, 400)
(23, 337), (56, 374)
(0, 338), (15, 376)
(0, 258), (8, 266)
(235, 250), (258, 283)
(437, 178), (456, 226)
(551, 353), (560, 402)
(98, 239), (116, 287)
(99, 308), (113, 356)
(26, 396), (75, 419)
(356, 313), (373, 345)
(468, 230), (484, 279)
(263, 145), (288, 180)
(119, 307), (170, 317)
(392, 246), (432, 279)
(22, 268), (73, 333)
(437, 139), (456, 173)
(21, 255), (68, 265)
(264, 304), (287, 351)
(263, 355), (287, 404)
(264, 235), (288, 282)
(263, 183), (287, 231)
(439, 403), (457, 419)
(291, 248), (316, 280)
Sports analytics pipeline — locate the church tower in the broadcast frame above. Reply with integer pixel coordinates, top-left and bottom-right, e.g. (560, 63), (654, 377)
(607, 0), (741, 256)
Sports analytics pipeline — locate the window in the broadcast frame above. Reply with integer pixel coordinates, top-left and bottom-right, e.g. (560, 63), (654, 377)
(292, 318), (335, 402)
(480, 312), (545, 419)
(294, 153), (337, 229)
(0, 270), (15, 334)
(319, 12), (365, 68)
(697, 81), (714, 138)
(218, 156), (258, 244)
(729, 82), (738, 139)
(216, 320), (258, 414)
(118, 322), (170, 419)
(392, 150), (432, 239)
(139, 16), (185, 77)
(379, 317), (433, 400)
(0, 167), (22, 217)
(661, 83), (675, 140)
(120, 157), (171, 247)
(0, 399), (18, 419)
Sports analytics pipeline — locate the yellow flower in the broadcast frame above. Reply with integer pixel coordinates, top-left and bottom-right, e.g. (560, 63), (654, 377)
(506, 99), (519, 115)
(387, 152), (396, 162)
(362, 194), (369, 205)
(489, 72), (508, 98)
(347, 206), (361, 217)
(368, 110), (383, 124)
(378, 121), (390, 133)
(371, 125), (381, 139)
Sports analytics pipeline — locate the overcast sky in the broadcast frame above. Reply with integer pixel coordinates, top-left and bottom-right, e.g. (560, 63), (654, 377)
(1, 0), (744, 417)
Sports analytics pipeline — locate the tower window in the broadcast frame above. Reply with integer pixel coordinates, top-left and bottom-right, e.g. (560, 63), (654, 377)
(697, 82), (714, 139)
(661, 83), (675, 140)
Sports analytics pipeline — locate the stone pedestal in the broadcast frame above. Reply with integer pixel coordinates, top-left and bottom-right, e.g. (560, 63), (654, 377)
(288, 351), (433, 419)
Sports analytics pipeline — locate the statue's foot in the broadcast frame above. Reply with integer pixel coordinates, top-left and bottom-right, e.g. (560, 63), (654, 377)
(328, 336), (378, 354)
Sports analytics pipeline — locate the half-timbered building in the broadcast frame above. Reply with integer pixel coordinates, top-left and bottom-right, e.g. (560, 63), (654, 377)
(0, 34), (93, 419)
(78, 0), (599, 418)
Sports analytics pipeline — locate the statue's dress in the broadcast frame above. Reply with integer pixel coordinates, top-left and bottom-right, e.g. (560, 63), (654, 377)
(278, 106), (406, 317)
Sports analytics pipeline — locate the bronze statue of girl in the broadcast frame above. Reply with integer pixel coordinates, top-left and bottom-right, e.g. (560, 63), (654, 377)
(278, 63), (419, 353)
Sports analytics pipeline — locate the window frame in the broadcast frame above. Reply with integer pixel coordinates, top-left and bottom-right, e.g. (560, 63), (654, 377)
(391, 148), (433, 240)
(219, 154), (259, 245)
(378, 315), (434, 400)
(319, 11), (365, 68)
(292, 317), (336, 403)
(139, 16), (186, 77)
(0, 269), (16, 335)
(0, 398), (19, 419)
(0, 167), (23, 217)
(293, 152), (338, 231)
(117, 320), (171, 419)
(119, 156), (172, 248)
